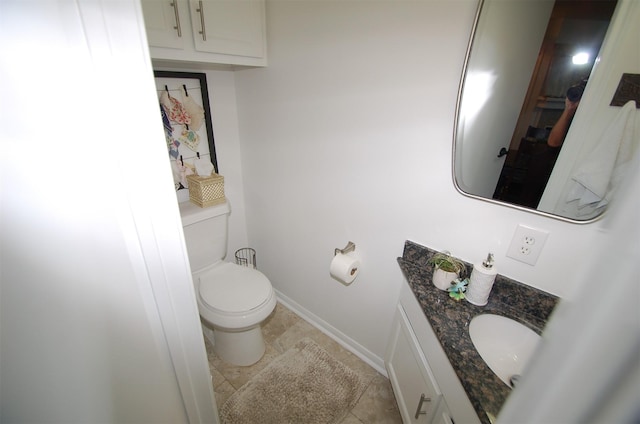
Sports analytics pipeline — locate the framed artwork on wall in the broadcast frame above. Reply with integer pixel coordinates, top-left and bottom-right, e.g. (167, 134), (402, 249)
(153, 71), (218, 195)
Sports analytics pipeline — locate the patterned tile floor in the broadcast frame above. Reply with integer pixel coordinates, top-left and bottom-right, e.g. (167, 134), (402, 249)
(204, 302), (403, 423)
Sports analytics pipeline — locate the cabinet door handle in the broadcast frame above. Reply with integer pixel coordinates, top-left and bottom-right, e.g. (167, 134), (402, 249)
(414, 393), (431, 419)
(196, 0), (207, 41)
(170, 1), (182, 37)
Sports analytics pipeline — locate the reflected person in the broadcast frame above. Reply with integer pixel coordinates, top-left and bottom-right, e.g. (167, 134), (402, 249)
(547, 80), (586, 147)
(523, 80), (586, 208)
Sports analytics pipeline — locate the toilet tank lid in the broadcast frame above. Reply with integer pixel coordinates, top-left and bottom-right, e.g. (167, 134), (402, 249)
(179, 200), (230, 227)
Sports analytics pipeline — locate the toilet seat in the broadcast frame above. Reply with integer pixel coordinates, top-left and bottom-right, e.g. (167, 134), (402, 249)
(198, 262), (273, 314)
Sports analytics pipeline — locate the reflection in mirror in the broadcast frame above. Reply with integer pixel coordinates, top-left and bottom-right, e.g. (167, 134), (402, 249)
(454, 0), (619, 222)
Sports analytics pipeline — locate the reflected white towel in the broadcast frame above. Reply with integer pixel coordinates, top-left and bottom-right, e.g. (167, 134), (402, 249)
(567, 100), (637, 213)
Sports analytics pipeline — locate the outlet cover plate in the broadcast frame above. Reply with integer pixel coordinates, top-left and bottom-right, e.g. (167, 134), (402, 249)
(506, 224), (549, 266)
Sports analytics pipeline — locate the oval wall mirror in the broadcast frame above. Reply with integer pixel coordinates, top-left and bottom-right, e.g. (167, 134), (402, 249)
(453, 0), (619, 222)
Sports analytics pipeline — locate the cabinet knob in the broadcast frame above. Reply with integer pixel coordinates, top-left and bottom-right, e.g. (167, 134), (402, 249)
(414, 393), (431, 419)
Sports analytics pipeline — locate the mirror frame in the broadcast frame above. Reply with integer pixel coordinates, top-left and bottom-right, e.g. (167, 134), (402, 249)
(452, 0), (610, 224)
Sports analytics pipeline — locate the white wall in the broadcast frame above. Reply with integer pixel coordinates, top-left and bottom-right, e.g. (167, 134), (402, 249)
(0, 1), (216, 422)
(151, 66), (251, 260)
(230, 0), (624, 370)
(194, 69), (251, 258)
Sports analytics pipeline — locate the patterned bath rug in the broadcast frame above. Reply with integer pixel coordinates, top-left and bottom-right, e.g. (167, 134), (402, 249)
(220, 338), (367, 424)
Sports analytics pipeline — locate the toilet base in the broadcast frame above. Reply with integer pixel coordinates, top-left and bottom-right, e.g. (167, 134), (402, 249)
(213, 326), (266, 366)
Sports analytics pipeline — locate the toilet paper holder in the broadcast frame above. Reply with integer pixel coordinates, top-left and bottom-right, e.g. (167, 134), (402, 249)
(334, 241), (356, 256)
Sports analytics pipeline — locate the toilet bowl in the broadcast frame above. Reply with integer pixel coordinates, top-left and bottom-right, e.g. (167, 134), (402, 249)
(179, 200), (276, 366)
(195, 262), (277, 365)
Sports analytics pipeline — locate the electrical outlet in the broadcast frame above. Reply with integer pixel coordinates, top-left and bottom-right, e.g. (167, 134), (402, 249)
(506, 224), (549, 265)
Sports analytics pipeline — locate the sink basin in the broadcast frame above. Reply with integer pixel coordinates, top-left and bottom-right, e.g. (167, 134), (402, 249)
(469, 314), (541, 388)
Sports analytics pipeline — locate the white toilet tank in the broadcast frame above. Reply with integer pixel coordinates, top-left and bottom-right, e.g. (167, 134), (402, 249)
(179, 200), (231, 273)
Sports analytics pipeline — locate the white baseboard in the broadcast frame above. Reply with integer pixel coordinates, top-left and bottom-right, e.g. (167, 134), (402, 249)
(275, 289), (388, 377)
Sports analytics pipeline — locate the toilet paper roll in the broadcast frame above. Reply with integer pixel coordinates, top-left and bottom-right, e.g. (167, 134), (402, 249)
(330, 253), (360, 285)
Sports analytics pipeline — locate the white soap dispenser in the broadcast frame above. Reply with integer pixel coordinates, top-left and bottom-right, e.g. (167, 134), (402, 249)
(465, 253), (497, 306)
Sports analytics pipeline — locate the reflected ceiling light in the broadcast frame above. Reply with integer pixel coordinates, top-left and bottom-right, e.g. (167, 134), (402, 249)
(572, 52), (590, 65)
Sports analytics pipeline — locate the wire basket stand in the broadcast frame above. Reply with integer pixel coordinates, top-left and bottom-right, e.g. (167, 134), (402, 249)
(235, 248), (257, 269)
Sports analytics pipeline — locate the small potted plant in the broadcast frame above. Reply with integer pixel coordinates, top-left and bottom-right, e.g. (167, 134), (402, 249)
(428, 251), (466, 291)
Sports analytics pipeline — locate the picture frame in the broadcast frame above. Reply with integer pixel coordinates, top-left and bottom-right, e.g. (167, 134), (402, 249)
(153, 70), (218, 194)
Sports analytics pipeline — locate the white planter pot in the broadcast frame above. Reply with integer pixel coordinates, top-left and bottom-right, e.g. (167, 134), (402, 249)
(432, 268), (459, 291)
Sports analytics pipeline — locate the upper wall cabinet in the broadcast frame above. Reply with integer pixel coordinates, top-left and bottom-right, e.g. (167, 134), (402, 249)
(141, 0), (267, 67)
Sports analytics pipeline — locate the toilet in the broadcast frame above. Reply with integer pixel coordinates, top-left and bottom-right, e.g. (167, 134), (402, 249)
(179, 200), (277, 366)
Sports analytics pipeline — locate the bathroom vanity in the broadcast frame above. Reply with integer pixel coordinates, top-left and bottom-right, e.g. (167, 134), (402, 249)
(385, 241), (558, 423)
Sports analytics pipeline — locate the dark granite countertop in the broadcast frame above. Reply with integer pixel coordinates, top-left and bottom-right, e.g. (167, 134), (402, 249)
(399, 240), (558, 423)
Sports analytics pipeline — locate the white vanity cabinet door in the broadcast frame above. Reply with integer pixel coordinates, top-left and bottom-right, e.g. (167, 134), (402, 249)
(398, 282), (481, 424)
(141, 0), (187, 49)
(190, 0), (266, 59)
(386, 304), (443, 423)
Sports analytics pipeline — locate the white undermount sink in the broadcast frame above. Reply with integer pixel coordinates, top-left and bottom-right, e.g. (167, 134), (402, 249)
(468, 314), (541, 388)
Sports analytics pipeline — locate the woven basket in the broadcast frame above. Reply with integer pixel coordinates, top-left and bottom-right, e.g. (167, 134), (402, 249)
(186, 173), (225, 208)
